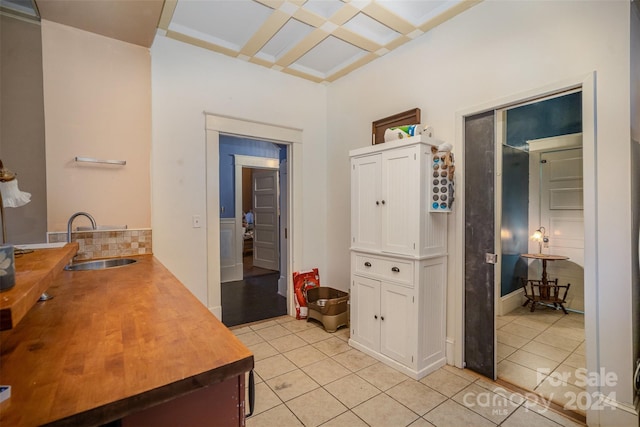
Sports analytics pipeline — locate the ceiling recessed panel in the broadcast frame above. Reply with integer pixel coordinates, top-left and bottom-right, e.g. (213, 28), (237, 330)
(342, 11), (400, 46)
(170, 0), (274, 51)
(257, 18), (313, 62)
(301, 0), (343, 19)
(159, 0), (479, 83)
(377, 0), (458, 27)
(292, 35), (367, 77)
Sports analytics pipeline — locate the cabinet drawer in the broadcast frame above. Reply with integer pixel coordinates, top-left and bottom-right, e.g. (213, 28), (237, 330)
(353, 254), (414, 286)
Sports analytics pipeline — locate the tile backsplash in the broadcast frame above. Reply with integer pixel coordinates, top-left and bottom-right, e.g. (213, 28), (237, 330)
(48, 229), (152, 261)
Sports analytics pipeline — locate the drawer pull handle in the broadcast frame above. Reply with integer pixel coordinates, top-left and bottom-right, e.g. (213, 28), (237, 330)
(364, 262), (372, 267)
(391, 267), (400, 272)
(247, 369), (255, 417)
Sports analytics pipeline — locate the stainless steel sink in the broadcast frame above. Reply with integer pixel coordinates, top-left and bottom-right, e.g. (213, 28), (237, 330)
(64, 258), (138, 271)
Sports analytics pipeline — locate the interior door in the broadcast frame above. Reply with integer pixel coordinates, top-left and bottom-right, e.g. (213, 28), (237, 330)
(464, 110), (496, 379)
(540, 148), (584, 311)
(278, 160), (288, 296)
(252, 169), (279, 271)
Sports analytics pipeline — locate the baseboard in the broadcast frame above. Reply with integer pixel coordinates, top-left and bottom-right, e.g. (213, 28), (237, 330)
(589, 393), (640, 427)
(446, 337), (457, 366)
(209, 305), (222, 321)
(277, 275), (287, 297)
(348, 339), (444, 381)
(220, 263), (242, 283)
(499, 288), (525, 316)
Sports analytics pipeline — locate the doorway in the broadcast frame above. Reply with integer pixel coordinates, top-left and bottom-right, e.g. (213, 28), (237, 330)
(462, 80), (594, 422)
(218, 137), (287, 327)
(496, 126), (586, 409)
(205, 113), (302, 324)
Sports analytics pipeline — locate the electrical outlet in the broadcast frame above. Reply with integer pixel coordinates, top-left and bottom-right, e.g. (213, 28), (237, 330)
(192, 215), (202, 228)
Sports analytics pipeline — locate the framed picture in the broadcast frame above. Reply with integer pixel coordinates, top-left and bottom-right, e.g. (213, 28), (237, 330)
(371, 108), (421, 145)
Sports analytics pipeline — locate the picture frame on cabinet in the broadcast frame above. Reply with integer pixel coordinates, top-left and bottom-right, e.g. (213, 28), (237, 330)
(371, 108), (421, 145)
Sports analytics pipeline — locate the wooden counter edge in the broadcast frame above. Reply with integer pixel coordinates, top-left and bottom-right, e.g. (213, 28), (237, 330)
(44, 356), (254, 427)
(0, 243), (78, 331)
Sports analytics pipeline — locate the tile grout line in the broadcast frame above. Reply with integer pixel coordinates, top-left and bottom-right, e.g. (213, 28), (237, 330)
(238, 315), (584, 426)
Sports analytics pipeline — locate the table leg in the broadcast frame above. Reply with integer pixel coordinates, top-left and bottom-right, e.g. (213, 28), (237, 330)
(540, 259), (549, 299)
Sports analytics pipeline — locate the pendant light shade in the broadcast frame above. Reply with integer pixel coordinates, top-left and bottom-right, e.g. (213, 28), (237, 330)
(0, 179), (31, 208)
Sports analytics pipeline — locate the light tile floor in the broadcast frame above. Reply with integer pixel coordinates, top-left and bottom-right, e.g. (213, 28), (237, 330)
(497, 305), (586, 416)
(233, 315), (585, 427)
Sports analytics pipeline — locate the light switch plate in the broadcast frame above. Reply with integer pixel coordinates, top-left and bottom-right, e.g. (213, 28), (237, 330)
(192, 215), (202, 228)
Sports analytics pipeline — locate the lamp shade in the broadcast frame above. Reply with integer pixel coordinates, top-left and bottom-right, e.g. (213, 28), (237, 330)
(0, 179), (31, 208)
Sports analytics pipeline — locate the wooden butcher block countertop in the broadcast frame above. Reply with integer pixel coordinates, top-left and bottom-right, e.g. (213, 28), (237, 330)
(0, 243), (79, 331)
(0, 254), (253, 426)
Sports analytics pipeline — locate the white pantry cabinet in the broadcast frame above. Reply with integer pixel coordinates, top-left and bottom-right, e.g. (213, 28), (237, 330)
(349, 135), (449, 380)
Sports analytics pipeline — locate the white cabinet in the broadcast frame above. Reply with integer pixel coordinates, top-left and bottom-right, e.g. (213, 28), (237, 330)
(351, 138), (447, 258)
(351, 145), (419, 255)
(349, 135), (449, 380)
(351, 274), (413, 367)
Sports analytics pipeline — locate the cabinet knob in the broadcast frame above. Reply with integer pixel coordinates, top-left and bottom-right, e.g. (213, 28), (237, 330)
(381, 316), (385, 321)
(381, 200), (386, 205)
(376, 201), (379, 206)
(364, 262), (372, 267)
(374, 315), (378, 319)
(391, 266), (400, 272)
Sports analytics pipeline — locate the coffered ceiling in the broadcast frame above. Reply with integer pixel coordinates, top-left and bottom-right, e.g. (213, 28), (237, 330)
(1, 0), (480, 84)
(158, 0), (479, 83)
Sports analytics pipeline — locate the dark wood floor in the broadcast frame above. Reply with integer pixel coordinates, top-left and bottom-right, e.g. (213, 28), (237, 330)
(221, 256), (286, 327)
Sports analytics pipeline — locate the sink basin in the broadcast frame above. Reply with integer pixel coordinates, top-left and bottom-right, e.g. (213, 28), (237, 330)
(64, 258), (137, 271)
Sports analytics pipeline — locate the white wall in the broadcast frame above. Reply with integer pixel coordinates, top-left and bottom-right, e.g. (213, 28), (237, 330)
(326, 0), (635, 421)
(631, 0), (640, 389)
(41, 21), (151, 231)
(150, 36), (327, 307)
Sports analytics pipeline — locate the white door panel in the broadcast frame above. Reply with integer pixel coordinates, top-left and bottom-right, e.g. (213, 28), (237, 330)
(380, 282), (413, 366)
(351, 275), (380, 351)
(381, 146), (419, 254)
(540, 148), (584, 311)
(253, 169), (279, 271)
(351, 155), (382, 250)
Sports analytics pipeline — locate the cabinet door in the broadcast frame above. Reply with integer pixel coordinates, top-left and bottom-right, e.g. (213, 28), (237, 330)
(351, 275), (381, 351)
(351, 154), (382, 250)
(380, 146), (420, 255)
(380, 282), (414, 366)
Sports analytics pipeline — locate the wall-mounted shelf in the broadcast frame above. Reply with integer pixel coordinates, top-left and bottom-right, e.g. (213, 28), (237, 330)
(74, 157), (126, 166)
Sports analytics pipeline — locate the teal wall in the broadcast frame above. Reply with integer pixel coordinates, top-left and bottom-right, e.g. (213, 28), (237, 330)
(500, 92), (582, 296)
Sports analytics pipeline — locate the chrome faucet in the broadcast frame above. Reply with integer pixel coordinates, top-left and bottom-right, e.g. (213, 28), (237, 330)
(67, 212), (96, 243)
(40, 212), (98, 302)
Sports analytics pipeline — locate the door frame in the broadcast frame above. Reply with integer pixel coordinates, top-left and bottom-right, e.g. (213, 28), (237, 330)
(205, 113), (302, 319)
(233, 155), (279, 281)
(453, 73), (597, 420)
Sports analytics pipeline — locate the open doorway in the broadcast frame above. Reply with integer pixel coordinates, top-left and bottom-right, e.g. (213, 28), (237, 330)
(218, 135), (288, 327)
(495, 91), (586, 413)
(456, 79), (597, 424)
